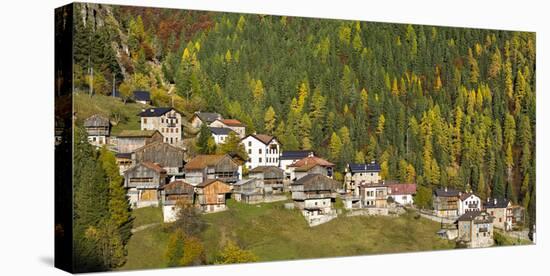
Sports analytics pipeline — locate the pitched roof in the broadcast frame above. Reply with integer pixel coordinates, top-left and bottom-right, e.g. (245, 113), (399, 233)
(456, 211), (493, 223)
(84, 114), (110, 127)
(459, 193), (478, 201)
(292, 173), (339, 191)
(209, 127), (234, 135)
(184, 154), (228, 170)
(133, 90), (151, 101)
(141, 161), (166, 173)
(484, 197), (511, 209)
(348, 162), (381, 173)
(194, 112), (222, 124)
(220, 119), (244, 127)
(280, 150), (315, 160)
(233, 178), (257, 186)
(249, 166), (283, 173)
(387, 183), (417, 195)
(160, 180), (194, 195)
(293, 163), (324, 172)
(289, 156), (335, 168)
(115, 152), (132, 159)
(434, 187), (460, 197)
(196, 179), (229, 188)
(138, 107), (173, 117)
(244, 134), (277, 145)
(117, 129), (160, 138)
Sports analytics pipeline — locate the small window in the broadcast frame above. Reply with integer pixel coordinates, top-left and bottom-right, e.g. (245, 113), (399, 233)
(248, 149), (251, 154)
(144, 118), (148, 124)
(259, 158), (262, 163)
(259, 148), (262, 154)
(248, 141), (252, 147)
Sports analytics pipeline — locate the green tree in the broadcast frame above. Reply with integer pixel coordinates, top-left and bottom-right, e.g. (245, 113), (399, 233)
(264, 106), (276, 134)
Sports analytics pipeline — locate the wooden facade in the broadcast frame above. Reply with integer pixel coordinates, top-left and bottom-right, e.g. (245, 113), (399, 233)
(124, 161), (167, 208)
(249, 166), (284, 193)
(433, 188), (461, 217)
(117, 130), (163, 154)
(133, 142), (185, 176)
(184, 154), (239, 185)
(160, 180), (195, 222)
(232, 178), (264, 203)
(195, 179), (232, 212)
(84, 114), (110, 146)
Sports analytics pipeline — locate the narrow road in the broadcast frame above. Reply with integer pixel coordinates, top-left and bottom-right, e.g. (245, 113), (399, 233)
(131, 222), (161, 234)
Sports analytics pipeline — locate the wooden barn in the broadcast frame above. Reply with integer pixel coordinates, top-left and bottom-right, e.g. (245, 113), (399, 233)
(159, 180), (195, 222)
(195, 179), (232, 213)
(248, 166), (284, 194)
(232, 178), (263, 204)
(124, 161), (167, 208)
(184, 154), (240, 185)
(133, 142), (186, 177)
(433, 187), (461, 218)
(116, 130), (163, 153)
(84, 114), (110, 146)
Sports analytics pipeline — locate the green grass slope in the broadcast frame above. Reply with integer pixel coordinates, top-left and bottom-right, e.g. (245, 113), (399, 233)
(74, 92), (147, 135)
(121, 200), (454, 271)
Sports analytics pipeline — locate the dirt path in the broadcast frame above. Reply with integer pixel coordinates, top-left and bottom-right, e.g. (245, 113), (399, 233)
(131, 222), (161, 234)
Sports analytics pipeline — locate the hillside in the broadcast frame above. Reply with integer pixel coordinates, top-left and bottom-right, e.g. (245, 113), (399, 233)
(121, 201), (455, 270)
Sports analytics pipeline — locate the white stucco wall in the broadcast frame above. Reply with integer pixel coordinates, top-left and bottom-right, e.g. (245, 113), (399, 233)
(241, 136), (280, 170)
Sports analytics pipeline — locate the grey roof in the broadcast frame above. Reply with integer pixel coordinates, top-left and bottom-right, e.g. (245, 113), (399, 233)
(292, 173), (339, 192)
(233, 178), (257, 186)
(195, 112), (222, 124)
(348, 162), (381, 173)
(133, 90), (151, 101)
(280, 150), (314, 160)
(484, 198), (510, 209)
(209, 127), (234, 135)
(84, 114), (110, 127)
(434, 187), (461, 197)
(457, 211), (493, 223)
(138, 107), (173, 117)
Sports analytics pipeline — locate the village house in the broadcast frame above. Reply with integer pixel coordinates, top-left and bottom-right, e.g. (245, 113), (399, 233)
(288, 155), (335, 181)
(115, 152), (132, 175)
(133, 90), (151, 105)
(241, 134), (281, 170)
(84, 114), (110, 146)
(132, 142), (185, 179)
(433, 187), (460, 218)
(232, 178), (264, 204)
(344, 161), (381, 196)
(248, 166), (285, 194)
(293, 164), (330, 181)
(209, 118), (246, 138)
(184, 154), (240, 185)
(116, 130), (163, 153)
(291, 174), (339, 226)
(190, 111), (222, 129)
(208, 127), (236, 144)
(386, 183), (417, 205)
(483, 197), (513, 231)
(458, 193), (482, 215)
(456, 211), (494, 248)
(124, 161), (167, 208)
(279, 150), (315, 179)
(159, 180), (195, 223)
(359, 182), (388, 208)
(195, 179), (232, 213)
(139, 107), (182, 146)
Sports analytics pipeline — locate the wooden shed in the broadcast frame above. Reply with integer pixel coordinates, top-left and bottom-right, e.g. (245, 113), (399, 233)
(249, 166), (284, 194)
(195, 179), (232, 213)
(184, 154), (239, 185)
(124, 161), (167, 208)
(159, 180), (195, 222)
(84, 114), (110, 146)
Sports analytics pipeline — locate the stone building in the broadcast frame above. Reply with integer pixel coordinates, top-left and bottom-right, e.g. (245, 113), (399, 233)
(139, 107), (182, 147)
(456, 211), (494, 248)
(484, 197), (513, 231)
(344, 161), (381, 195)
(291, 174), (339, 226)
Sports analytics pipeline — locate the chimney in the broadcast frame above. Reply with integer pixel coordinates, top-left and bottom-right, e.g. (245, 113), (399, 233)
(494, 198), (497, 205)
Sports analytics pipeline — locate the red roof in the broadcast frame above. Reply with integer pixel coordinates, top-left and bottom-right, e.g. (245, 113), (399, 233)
(221, 119), (244, 127)
(289, 156), (335, 168)
(387, 183), (416, 195)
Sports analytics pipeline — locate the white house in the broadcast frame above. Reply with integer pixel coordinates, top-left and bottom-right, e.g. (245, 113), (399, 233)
(386, 183), (416, 205)
(139, 107), (182, 147)
(458, 193), (482, 215)
(241, 134), (280, 170)
(279, 150), (315, 179)
(209, 119), (246, 138)
(209, 127), (235, 144)
(190, 111), (222, 129)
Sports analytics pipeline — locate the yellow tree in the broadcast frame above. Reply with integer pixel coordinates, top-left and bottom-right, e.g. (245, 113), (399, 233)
(264, 106), (276, 134)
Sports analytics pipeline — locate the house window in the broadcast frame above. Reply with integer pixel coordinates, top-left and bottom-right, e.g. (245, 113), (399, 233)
(248, 149), (251, 154)
(143, 118), (147, 124)
(248, 141), (252, 147)
(259, 148), (262, 154)
(176, 128), (178, 133)
(161, 118), (164, 123)
(371, 173), (373, 176)
(259, 158), (262, 163)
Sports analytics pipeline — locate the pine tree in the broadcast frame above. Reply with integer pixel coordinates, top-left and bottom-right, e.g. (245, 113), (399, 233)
(329, 132), (342, 161)
(264, 106), (276, 134)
